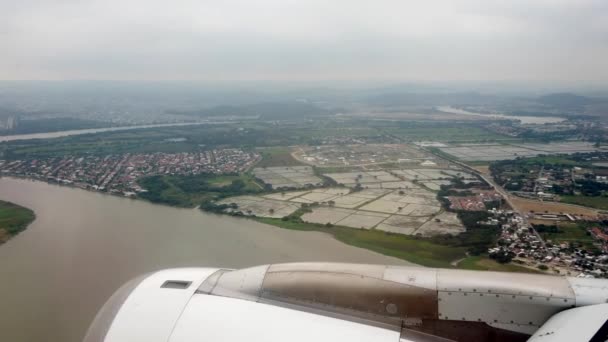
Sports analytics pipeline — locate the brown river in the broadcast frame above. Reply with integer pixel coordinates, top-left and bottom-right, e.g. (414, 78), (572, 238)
(0, 177), (409, 342)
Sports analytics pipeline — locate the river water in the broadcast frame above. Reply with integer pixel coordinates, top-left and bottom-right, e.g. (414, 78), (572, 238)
(0, 177), (409, 342)
(0, 122), (209, 142)
(436, 106), (566, 124)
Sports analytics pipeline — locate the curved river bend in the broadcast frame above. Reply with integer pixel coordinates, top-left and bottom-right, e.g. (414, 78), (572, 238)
(0, 177), (408, 342)
(0, 122), (207, 142)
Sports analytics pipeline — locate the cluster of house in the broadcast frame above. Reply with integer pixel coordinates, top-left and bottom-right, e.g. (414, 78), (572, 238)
(487, 208), (608, 277)
(447, 190), (503, 211)
(496, 153), (608, 201)
(484, 123), (525, 137)
(503, 166), (573, 199)
(0, 149), (260, 196)
(484, 119), (587, 138)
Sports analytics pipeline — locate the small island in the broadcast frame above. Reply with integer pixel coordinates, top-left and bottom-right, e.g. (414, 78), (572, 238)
(0, 200), (35, 244)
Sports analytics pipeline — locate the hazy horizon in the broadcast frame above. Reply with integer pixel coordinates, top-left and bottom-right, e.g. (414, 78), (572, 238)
(2, 0), (607, 83)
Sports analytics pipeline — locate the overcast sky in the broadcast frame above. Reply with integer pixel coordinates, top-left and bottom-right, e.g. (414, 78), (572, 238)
(2, 0), (607, 82)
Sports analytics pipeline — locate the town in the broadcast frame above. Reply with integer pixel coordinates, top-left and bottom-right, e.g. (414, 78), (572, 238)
(0, 149), (260, 196)
(486, 205), (608, 278)
(490, 152), (608, 204)
(3, 140), (608, 277)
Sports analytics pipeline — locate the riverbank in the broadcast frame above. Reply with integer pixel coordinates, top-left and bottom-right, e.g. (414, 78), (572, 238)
(0, 121), (208, 142)
(255, 216), (464, 267)
(255, 216), (535, 272)
(0, 177), (409, 342)
(0, 174), (533, 271)
(0, 200), (35, 244)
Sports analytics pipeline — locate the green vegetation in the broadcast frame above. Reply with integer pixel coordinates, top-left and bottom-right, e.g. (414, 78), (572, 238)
(535, 222), (596, 249)
(138, 173), (262, 207)
(490, 152), (608, 208)
(429, 211), (500, 255)
(435, 183), (501, 255)
(458, 256), (539, 273)
(491, 155), (580, 177)
(0, 200), (35, 243)
(465, 161), (493, 166)
(135, 155), (506, 269)
(7, 117), (112, 135)
(0, 116), (560, 269)
(519, 128), (582, 142)
(168, 102), (329, 120)
(577, 180), (608, 196)
(381, 123), (509, 142)
(492, 153), (602, 171)
(253, 201), (501, 268)
(1, 123), (300, 159)
(255, 147), (303, 167)
(1, 119), (521, 161)
(524, 155), (585, 166)
(561, 195), (608, 210)
(428, 147), (460, 161)
(255, 217), (466, 268)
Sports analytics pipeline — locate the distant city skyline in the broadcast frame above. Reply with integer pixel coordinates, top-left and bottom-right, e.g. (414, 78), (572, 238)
(2, 0), (607, 83)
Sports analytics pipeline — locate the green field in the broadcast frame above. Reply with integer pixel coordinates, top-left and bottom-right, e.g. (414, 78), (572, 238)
(458, 256), (540, 273)
(561, 195), (608, 210)
(255, 147), (303, 167)
(138, 173), (262, 207)
(537, 222), (596, 248)
(382, 125), (512, 142)
(257, 217), (537, 272)
(0, 200), (35, 243)
(206, 175), (259, 189)
(0, 119), (518, 161)
(255, 217), (467, 268)
(529, 156), (585, 166)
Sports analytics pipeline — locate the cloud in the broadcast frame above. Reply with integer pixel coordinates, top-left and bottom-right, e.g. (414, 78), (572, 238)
(1, 0), (607, 81)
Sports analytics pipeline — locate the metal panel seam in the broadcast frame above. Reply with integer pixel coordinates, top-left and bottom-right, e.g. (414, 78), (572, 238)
(166, 274), (220, 342)
(255, 264), (272, 302)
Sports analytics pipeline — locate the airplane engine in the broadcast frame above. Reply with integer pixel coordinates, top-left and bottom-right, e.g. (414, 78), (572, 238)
(85, 263), (608, 342)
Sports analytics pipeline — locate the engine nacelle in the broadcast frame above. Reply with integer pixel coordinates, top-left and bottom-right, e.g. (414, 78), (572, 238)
(85, 263), (608, 342)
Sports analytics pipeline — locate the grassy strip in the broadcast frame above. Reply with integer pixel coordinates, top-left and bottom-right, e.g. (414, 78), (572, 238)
(561, 195), (608, 210)
(255, 217), (466, 268)
(316, 166), (363, 174)
(0, 200), (35, 243)
(466, 161), (493, 166)
(458, 255), (540, 273)
(381, 126), (505, 142)
(427, 147), (460, 161)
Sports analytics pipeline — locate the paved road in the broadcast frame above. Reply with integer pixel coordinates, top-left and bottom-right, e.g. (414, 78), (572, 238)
(424, 148), (547, 248)
(477, 173), (547, 249)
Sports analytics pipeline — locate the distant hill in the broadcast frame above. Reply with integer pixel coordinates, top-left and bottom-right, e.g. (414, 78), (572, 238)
(365, 92), (499, 106)
(168, 102), (330, 120)
(536, 93), (594, 108)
